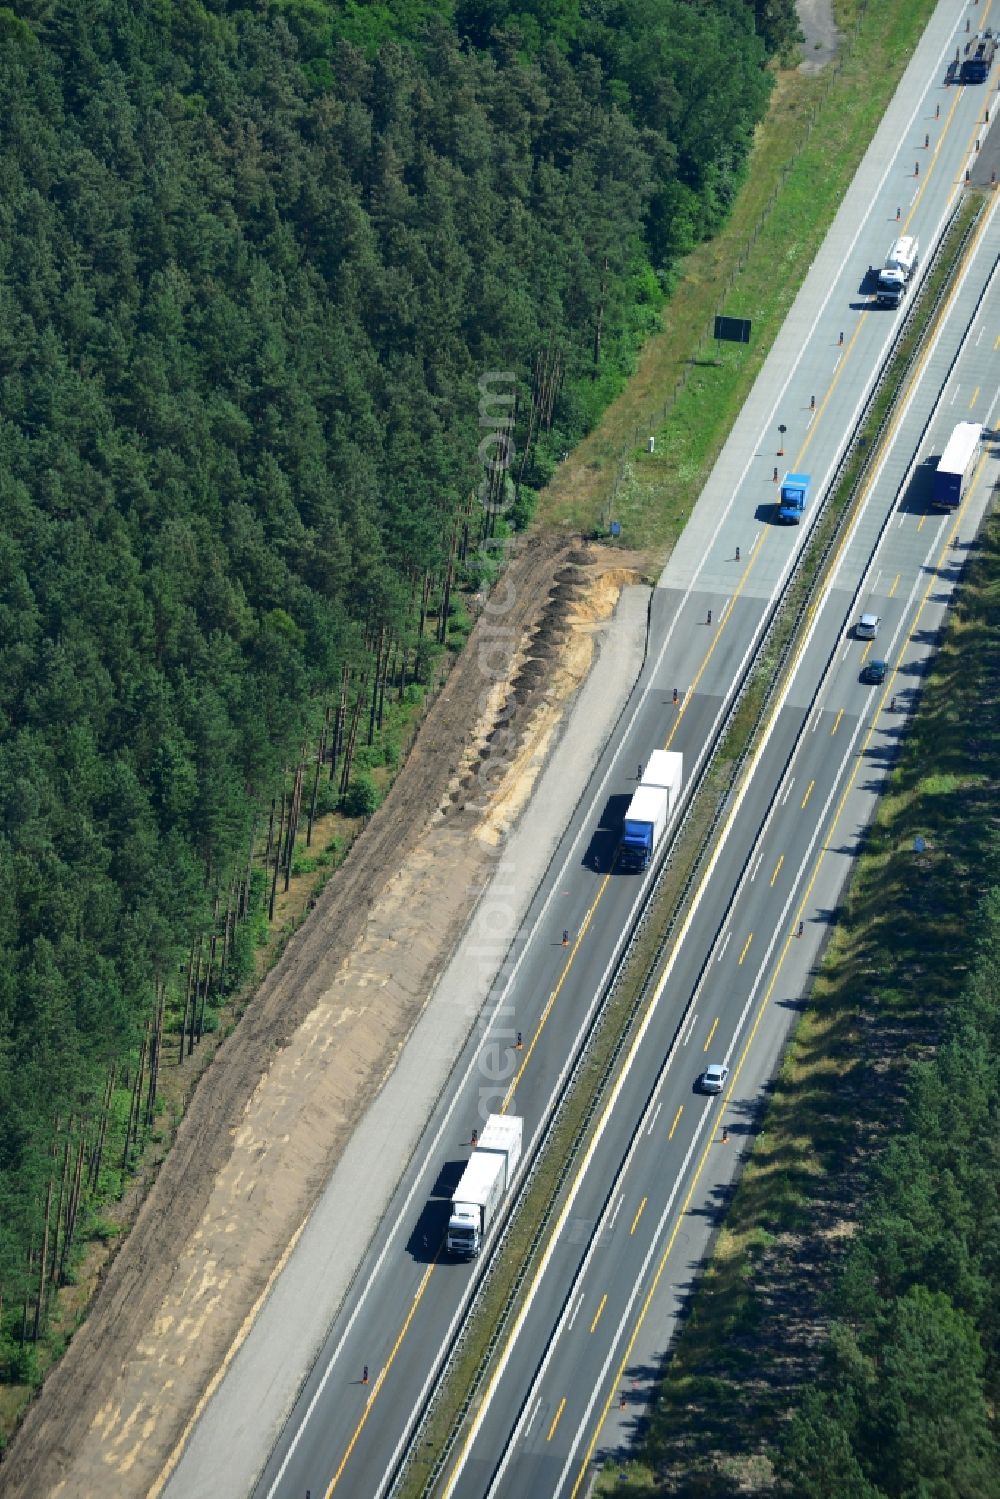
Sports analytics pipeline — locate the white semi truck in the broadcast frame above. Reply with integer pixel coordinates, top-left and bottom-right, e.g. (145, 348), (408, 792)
(876, 235), (919, 308)
(619, 751), (683, 872)
(446, 1114), (523, 1258)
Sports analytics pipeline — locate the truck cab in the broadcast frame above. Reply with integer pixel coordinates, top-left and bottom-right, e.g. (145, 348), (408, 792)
(777, 472), (810, 524)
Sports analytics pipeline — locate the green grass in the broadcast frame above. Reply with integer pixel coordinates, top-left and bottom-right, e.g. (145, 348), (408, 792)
(536, 0), (939, 552)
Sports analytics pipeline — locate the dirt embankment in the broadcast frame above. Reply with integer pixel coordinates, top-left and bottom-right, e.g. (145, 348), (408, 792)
(0, 536), (642, 1499)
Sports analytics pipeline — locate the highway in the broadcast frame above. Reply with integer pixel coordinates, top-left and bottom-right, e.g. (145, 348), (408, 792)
(191, 8), (1000, 1499)
(442, 211), (1000, 1499)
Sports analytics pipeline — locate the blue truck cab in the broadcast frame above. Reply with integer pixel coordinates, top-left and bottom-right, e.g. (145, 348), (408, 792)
(777, 471), (810, 524)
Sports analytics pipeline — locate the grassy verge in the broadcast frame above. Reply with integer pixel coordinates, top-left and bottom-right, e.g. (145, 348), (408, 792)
(599, 500), (1000, 1494)
(536, 0), (939, 552)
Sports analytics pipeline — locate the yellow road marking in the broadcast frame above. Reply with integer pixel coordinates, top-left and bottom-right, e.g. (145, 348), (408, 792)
(668, 1106), (683, 1140)
(795, 318), (867, 466)
(460, 194), (997, 1499)
(889, 573), (900, 598)
(547, 1397), (567, 1441)
(355, 180), (1000, 1499)
(568, 358), (996, 1499)
(590, 1294), (608, 1333)
(502, 895), (601, 1109)
(800, 780), (814, 809)
(969, 385), (980, 408)
(830, 707), (843, 736)
(769, 854), (784, 888)
(325, 1262), (436, 1494)
(630, 1198), (648, 1235)
(738, 933), (753, 965)
(703, 1016), (719, 1051)
(903, 81), (970, 235)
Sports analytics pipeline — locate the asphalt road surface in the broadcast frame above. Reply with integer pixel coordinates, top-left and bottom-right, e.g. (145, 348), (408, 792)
(166, 6), (1000, 1496)
(443, 215), (1000, 1499)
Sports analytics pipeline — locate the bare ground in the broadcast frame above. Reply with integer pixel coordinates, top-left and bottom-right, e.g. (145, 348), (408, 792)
(0, 536), (642, 1499)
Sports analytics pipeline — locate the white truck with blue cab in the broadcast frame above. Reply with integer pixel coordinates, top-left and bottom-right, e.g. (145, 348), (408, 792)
(618, 750), (683, 872)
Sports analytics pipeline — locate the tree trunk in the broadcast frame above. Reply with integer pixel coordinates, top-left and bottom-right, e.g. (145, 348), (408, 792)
(34, 1165), (55, 1340)
(177, 939), (196, 1065)
(146, 984), (164, 1130)
(196, 935), (217, 1043)
(268, 792), (285, 921)
(124, 1025), (148, 1168)
(397, 641), (409, 702)
(283, 754), (306, 892)
(89, 1069), (116, 1194)
(220, 886), (234, 987)
(329, 664), (348, 782)
(418, 571), (431, 641)
(52, 1122), (73, 1286)
(59, 1136), (86, 1287)
(21, 1252), (32, 1344)
(307, 707), (330, 847)
(338, 676), (368, 797)
(240, 817), (257, 921)
(380, 639), (396, 730)
(368, 626), (386, 746)
(262, 797), (277, 871)
(438, 534), (457, 643)
(186, 934), (204, 1058)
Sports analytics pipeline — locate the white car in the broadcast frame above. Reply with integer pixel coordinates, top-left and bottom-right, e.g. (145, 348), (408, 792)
(701, 1063), (729, 1094)
(856, 612), (880, 640)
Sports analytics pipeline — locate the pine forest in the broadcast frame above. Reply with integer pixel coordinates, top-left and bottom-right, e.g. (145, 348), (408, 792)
(0, 0), (798, 1372)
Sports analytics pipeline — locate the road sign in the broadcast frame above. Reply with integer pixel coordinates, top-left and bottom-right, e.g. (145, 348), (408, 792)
(713, 315), (751, 344)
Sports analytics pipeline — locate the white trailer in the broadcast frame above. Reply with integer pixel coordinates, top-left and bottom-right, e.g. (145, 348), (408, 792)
(475, 1114), (523, 1185)
(640, 750), (683, 815)
(447, 1114), (523, 1258)
(933, 422), (982, 510)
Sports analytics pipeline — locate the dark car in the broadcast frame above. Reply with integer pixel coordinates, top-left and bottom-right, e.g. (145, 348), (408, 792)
(861, 658), (887, 685)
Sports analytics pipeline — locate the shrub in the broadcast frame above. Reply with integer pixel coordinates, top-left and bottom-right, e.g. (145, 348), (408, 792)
(341, 773), (380, 818)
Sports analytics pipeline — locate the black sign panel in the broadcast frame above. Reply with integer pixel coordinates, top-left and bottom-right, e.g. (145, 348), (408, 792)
(714, 315), (751, 345)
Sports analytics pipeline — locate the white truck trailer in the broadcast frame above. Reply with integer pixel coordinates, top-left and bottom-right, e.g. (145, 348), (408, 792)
(446, 1114), (523, 1258)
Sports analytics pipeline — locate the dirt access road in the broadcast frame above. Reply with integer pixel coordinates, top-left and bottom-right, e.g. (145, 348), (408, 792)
(1, 535), (643, 1499)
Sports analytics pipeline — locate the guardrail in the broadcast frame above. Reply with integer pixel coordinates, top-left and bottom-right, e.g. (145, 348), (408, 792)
(392, 190), (990, 1499)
